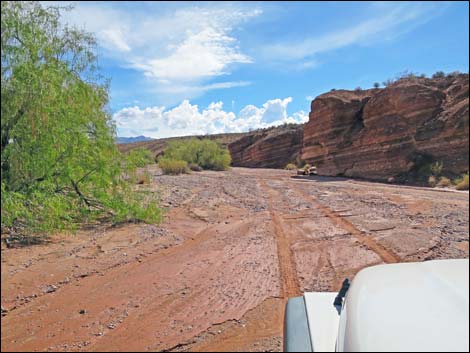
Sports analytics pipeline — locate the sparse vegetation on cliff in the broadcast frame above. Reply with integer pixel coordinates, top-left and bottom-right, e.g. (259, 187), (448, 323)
(381, 70), (465, 88)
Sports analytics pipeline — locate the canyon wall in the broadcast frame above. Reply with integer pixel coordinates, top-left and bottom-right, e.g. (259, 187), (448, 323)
(301, 74), (469, 181)
(228, 124), (303, 168)
(120, 75), (468, 180)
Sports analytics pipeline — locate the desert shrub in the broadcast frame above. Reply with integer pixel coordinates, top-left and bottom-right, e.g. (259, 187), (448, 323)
(430, 161), (444, 176)
(455, 174), (469, 190)
(125, 148), (154, 169)
(437, 177), (451, 187)
(428, 176), (437, 187)
(158, 158), (188, 175)
(285, 163), (297, 170)
(373, 82), (380, 88)
(382, 79), (394, 87)
(354, 86), (362, 92)
(396, 70), (418, 81)
(432, 71), (445, 79)
(304, 164), (311, 173)
(188, 163), (203, 172)
(1, 2), (161, 238)
(447, 71), (462, 78)
(135, 171), (151, 184)
(453, 174), (464, 185)
(163, 138), (231, 171)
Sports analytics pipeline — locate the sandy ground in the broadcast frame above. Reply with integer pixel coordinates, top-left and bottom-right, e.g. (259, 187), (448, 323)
(1, 167), (469, 352)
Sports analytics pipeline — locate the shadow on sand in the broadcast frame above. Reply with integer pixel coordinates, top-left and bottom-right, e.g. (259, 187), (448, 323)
(290, 174), (353, 183)
(2, 234), (51, 249)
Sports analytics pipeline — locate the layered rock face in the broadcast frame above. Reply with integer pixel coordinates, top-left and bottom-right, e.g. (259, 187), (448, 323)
(301, 75), (469, 180)
(229, 124), (304, 168)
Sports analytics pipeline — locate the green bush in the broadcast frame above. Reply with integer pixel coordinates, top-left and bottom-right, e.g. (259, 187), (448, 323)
(285, 163), (297, 170)
(1, 2), (161, 238)
(125, 148), (154, 169)
(430, 162), (444, 176)
(158, 158), (188, 175)
(455, 174), (469, 190)
(163, 139), (231, 171)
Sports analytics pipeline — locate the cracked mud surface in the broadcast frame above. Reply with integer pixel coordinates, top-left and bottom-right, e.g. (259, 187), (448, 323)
(2, 167), (468, 352)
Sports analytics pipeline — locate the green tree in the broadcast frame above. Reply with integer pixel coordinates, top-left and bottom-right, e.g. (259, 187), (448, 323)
(1, 2), (160, 238)
(161, 138), (231, 171)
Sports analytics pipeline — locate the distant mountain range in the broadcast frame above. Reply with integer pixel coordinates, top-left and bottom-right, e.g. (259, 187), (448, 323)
(116, 135), (153, 144)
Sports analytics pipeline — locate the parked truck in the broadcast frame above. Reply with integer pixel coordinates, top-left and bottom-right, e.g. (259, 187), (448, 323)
(284, 259), (469, 352)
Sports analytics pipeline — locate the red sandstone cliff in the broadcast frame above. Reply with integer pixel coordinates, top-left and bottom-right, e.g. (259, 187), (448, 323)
(228, 124), (303, 168)
(301, 74), (469, 181)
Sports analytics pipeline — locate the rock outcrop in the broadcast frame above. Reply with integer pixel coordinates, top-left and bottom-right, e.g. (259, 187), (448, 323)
(301, 74), (469, 181)
(229, 124), (304, 168)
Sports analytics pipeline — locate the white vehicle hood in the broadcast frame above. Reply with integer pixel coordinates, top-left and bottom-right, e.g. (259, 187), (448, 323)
(337, 259), (469, 352)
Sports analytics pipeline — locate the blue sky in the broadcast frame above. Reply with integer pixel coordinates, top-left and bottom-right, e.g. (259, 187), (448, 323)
(54, 1), (469, 138)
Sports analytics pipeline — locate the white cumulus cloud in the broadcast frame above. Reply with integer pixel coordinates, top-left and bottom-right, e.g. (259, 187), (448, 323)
(113, 98), (308, 138)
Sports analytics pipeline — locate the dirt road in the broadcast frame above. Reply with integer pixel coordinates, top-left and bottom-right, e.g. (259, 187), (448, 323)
(2, 167), (468, 352)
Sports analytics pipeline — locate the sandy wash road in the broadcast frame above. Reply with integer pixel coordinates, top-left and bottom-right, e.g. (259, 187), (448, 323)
(2, 167), (468, 352)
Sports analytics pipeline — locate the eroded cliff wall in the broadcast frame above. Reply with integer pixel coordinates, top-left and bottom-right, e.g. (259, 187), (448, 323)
(229, 125), (304, 168)
(301, 74), (469, 181)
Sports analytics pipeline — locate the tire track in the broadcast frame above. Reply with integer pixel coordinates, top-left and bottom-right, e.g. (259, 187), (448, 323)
(258, 179), (301, 298)
(289, 181), (401, 264)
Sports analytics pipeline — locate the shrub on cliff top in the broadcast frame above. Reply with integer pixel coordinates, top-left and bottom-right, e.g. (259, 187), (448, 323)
(163, 138), (231, 171)
(382, 79), (394, 87)
(432, 71), (446, 79)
